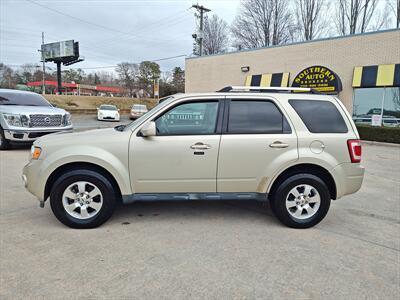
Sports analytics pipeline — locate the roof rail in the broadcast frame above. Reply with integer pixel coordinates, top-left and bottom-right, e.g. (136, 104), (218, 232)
(217, 86), (320, 94)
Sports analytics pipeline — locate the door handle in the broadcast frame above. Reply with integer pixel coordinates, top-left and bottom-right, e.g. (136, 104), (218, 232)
(269, 141), (289, 148)
(190, 142), (211, 150)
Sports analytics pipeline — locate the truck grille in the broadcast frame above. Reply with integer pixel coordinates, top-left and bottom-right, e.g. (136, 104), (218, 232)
(29, 114), (63, 127)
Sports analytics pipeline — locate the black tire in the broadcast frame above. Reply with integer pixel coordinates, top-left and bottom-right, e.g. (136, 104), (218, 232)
(270, 174), (331, 229)
(0, 127), (11, 150)
(50, 169), (117, 229)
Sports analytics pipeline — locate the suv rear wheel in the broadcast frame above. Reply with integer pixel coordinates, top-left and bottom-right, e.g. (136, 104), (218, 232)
(270, 174), (331, 228)
(50, 169), (117, 228)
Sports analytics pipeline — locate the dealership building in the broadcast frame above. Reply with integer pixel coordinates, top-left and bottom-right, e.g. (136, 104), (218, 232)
(185, 29), (400, 124)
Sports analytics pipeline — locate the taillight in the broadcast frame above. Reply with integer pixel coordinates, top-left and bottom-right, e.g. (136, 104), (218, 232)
(347, 139), (362, 163)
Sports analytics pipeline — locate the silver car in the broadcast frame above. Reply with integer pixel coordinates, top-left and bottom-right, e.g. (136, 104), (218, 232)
(0, 89), (72, 150)
(130, 104), (148, 120)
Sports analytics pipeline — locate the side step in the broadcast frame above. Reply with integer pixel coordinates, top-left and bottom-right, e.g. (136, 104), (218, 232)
(122, 192), (268, 204)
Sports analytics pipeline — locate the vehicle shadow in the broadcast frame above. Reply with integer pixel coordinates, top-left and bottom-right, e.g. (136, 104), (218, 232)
(8, 143), (32, 150)
(111, 200), (280, 226)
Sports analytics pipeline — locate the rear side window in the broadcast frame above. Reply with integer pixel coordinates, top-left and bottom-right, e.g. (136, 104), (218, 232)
(228, 100), (291, 134)
(289, 100), (348, 133)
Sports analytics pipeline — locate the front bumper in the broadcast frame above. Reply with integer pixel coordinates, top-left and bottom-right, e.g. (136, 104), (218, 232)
(4, 127), (73, 142)
(22, 159), (44, 202)
(130, 112), (144, 119)
(98, 115), (120, 121)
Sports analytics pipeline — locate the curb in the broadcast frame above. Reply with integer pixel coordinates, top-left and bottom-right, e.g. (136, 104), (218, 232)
(361, 140), (400, 148)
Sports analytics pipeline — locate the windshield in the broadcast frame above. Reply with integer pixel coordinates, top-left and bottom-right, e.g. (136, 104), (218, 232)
(100, 105), (117, 111)
(133, 105), (147, 110)
(0, 91), (52, 106)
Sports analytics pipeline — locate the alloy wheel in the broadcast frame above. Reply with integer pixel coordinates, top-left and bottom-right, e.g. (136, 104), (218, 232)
(62, 181), (103, 219)
(285, 184), (321, 220)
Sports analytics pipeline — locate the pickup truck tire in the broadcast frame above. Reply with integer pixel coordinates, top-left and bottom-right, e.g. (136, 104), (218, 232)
(0, 127), (11, 150)
(270, 174), (331, 229)
(50, 169), (117, 229)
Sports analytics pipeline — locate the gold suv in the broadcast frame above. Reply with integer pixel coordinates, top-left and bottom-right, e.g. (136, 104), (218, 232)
(23, 87), (365, 229)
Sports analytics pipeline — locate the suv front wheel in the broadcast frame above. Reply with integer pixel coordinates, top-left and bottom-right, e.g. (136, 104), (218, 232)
(270, 174), (331, 228)
(50, 169), (117, 228)
(0, 127), (10, 150)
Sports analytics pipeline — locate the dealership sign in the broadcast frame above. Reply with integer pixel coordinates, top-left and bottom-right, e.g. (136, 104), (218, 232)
(292, 66), (342, 94)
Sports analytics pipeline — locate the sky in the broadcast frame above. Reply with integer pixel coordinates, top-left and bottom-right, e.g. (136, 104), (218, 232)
(0, 0), (240, 73)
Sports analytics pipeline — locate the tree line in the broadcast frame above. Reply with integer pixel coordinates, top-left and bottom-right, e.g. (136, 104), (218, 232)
(200, 0), (400, 55)
(0, 62), (185, 98)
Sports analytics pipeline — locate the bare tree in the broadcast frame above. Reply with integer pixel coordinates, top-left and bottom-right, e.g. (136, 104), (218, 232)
(295, 0), (326, 40)
(203, 14), (229, 55)
(116, 62), (139, 97)
(397, 0), (400, 28)
(388, 0), (400, 28)
(335, 0), (384, 35)
(231, 0), (294, 49)
(0, 63), (15, 88)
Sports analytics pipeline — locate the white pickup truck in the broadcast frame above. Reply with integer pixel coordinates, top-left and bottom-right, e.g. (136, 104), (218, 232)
(0, 89), (73, 150)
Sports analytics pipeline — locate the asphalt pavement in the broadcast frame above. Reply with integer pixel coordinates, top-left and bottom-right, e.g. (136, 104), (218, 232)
(0, 117), (399, 299)
(72, 113), (132, 130)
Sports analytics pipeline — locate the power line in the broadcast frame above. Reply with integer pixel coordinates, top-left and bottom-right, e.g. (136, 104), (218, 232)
(86, 9), (192, 48)
(4, 54), (188, 70)
(1, 27), (187, 64)
(25, 0), (191, 44)
(69, 54), (188, 70)
(25, 0), (142, 38)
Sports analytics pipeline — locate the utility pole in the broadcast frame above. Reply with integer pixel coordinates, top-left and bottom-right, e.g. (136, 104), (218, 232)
(56, 62), (62, 95)
(192, 4), (211, 56)
(37, 32), (46, 94)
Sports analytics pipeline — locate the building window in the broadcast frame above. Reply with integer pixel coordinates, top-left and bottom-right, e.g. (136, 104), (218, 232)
(352, 87), (400, 127)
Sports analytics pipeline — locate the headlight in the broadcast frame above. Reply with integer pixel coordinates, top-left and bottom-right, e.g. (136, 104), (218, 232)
(3, 113), (29, 127)
(20, 114), (29, 127)
(63, 112), (72, 126)
(30, 145), (42, 160)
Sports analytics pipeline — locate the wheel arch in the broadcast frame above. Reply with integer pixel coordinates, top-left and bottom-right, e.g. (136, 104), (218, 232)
(44, 162), (122, 202)
(268, 163), (337, 200)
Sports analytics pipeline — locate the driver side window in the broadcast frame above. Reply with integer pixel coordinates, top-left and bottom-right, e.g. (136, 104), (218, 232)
(155, 101), (219, 135)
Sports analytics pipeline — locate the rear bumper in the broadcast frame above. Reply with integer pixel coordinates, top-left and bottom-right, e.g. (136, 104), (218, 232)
(332, 163), (365, 199)
(4, 127), (73, 142)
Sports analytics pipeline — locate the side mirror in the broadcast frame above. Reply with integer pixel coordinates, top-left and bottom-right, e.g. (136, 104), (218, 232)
(140, 121), (156, 137)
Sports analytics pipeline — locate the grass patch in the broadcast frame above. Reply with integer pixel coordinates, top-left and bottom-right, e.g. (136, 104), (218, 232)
(356, 125), (400, 144)
(44, 95), (158, 110)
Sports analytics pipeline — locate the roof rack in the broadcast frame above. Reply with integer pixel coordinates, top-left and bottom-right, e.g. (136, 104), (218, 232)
(217, 86), (320, 94)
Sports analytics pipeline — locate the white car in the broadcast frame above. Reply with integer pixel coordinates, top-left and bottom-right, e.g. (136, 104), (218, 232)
(97, 105), (120, 121)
